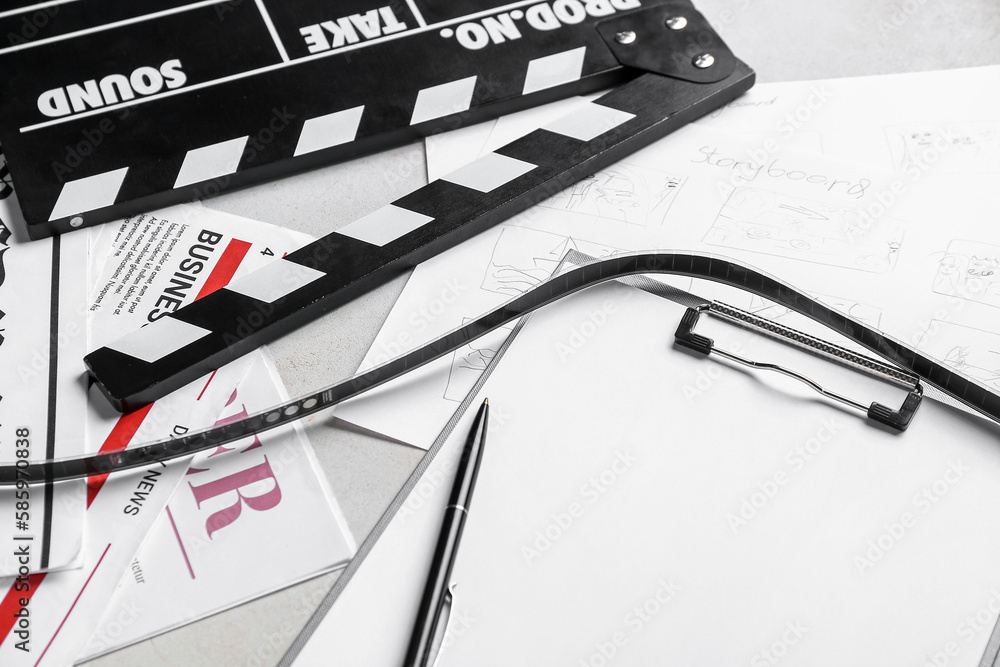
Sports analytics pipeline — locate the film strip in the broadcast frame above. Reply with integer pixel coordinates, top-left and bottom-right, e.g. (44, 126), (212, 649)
(9, 252), (1000, 485)
(84, 17), (755, 410)
(1, 0), (692, 238)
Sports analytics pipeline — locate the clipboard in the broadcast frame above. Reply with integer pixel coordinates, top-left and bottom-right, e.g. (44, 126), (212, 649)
(277, 253), (1000, 666)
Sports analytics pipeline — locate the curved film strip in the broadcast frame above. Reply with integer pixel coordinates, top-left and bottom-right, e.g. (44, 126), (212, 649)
(4, 252), (1000, 486)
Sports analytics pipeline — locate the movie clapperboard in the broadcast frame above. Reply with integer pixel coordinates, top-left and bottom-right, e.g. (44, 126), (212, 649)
(0, 1), (753, 409)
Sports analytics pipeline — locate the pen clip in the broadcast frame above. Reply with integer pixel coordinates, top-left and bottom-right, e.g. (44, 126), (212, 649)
(428, 583), (457, 667)
(674, 302), (923, 431)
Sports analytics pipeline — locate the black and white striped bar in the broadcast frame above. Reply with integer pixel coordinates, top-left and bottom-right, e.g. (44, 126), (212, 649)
(1, 0), (682, 238)
(86, 45), (755, 411)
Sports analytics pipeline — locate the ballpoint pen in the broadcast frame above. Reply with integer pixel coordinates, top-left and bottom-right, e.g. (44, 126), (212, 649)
(404, 397), (489, 667)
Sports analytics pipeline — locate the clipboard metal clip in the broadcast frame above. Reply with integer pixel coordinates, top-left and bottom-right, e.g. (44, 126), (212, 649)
(674, 302), (923, 431)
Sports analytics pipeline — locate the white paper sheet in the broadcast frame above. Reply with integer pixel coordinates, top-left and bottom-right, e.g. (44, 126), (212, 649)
(0, 156), (88, 576)
(339, 121), (1000, 447)
(696, 65), (1000, 187)
(295, 283), (1000, 667)
(86, 202), (205, 288)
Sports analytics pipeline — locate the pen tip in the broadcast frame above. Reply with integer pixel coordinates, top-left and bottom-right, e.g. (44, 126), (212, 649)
(483, 398), (489, 405)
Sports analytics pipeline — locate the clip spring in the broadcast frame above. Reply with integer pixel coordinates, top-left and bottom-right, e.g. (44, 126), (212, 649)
(674, 302), (923, 431)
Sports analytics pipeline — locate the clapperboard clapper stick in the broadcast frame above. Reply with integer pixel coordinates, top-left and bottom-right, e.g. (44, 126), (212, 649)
(85, 4), (756, 411)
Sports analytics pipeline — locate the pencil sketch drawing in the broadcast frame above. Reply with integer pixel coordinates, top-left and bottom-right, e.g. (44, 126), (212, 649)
(443, 323), (515, 402)
(481, 226), (623, 297)
(885, 122), (1000, 174)
(539, 163), (684, 226)
(933, 239), (1000, 308)
(703, 186), (903, 273)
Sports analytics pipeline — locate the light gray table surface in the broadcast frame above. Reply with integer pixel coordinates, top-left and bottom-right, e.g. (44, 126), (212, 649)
(85, 1), (1000, 665)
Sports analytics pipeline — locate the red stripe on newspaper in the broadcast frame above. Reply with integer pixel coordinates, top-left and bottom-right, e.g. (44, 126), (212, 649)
(197, 370), (219, 401)
(166, 507), (196, 579)
(86, 404), (153, 508)
(0, 572), (46, 648)
(34, 543), (112, 666)
(195, 238), (252, 300)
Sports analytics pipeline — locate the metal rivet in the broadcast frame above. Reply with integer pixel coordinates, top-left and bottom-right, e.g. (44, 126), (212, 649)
(666, 16), (688, 30)
(693, 53), (715, 69)
(70, 216), (83, 227)
(615, 30), (637, 45)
